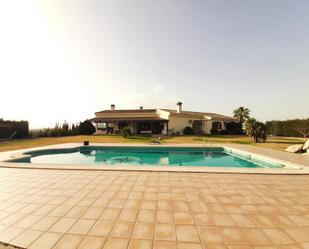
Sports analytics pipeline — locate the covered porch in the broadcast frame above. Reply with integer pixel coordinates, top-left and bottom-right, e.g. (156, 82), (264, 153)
(91, 118), (169, 135)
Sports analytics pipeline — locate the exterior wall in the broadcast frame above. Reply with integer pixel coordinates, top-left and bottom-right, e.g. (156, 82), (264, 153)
(204, 121), (212, 134)
(168, 116), (196, 134)
(157, 109), (170, 120)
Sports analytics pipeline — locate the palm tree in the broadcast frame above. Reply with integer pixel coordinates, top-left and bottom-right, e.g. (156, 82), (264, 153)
(233, 107), (250, 125)
(244, 118), (267, 143)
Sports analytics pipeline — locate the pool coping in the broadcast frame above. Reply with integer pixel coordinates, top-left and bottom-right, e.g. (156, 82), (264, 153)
(0, 143), (309, 174)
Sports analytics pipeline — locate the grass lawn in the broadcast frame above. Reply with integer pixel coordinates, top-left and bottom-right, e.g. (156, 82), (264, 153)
(0, 134), (306, 152)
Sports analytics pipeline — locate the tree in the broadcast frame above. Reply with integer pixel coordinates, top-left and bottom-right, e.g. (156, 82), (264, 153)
(120, 127), (131, 138)
(78, 120), (96, 135)
(233, 107), (250, 125)
(244, 118), (267, 143)
(293, 119), (309, 138)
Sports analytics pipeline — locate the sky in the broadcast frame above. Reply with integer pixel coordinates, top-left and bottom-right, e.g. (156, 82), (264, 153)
(0, 0), (308, 129)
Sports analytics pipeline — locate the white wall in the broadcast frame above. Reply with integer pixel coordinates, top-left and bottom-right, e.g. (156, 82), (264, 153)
(204, 121), (212, 134)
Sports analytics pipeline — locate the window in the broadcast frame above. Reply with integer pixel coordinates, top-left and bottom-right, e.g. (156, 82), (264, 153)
(212, 121), (222, 130)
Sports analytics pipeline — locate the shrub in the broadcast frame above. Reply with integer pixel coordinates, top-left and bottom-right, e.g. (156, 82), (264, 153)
(121, 127), (131, 138)
(0, 119), (29, 139)
(225, 122), (243, 135)
(210, 128), (220, 135)
(266, 119), (309, 138)
(78, 120), (96, 135)
(183, 126), (193, 135)
(244, 118), (267, 143)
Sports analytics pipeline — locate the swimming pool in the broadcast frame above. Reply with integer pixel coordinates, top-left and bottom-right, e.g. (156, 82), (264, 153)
(10, 146), (284, 168)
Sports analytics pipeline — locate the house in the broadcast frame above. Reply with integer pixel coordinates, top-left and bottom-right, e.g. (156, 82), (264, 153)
(91, 102), (235, 135)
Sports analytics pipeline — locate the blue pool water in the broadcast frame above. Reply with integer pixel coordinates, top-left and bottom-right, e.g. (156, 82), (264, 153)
(12, 146), (282, 168)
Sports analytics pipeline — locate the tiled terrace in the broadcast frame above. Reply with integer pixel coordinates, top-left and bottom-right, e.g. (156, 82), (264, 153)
(0, 168), (309, 249)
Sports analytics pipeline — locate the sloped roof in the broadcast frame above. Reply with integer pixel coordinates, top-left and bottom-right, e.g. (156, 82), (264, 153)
(94, 109), (165, 121)
(93, 108), (235, 122)
(95, 109), (157, 115)
(160, 109), (235, 121)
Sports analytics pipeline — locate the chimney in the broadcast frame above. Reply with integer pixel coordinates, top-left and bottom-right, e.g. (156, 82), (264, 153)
(177, 102), (182, 113)
(140, 106), (143, 110)
(111, 104), (115, 111)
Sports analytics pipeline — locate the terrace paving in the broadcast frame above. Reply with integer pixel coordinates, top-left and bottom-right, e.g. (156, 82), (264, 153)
(0, 168), (309, 248)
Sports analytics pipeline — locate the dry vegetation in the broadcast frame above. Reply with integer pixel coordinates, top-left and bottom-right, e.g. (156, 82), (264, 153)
(0, 135), (306, 152)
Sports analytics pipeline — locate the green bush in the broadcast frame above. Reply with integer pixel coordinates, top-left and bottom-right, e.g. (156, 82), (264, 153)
(225, 122), (243, 135)
(244, 118), (267, 143)
(266, 119), (309, 138)
(0, 119), (29, 139)
(183, 126), (193, 135)
(78, 120), (96, 135)
(37, 122), (82, 137)
(121, 127), (131, 138)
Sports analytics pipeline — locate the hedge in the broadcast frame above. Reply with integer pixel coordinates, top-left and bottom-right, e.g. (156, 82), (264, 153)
(0, 119), (29, 139)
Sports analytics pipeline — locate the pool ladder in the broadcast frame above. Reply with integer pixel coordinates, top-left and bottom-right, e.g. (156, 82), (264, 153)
(203, 139), (212, 157)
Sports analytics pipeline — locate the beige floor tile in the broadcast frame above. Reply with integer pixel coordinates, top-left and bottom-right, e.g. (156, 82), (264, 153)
(48, 205), (72, 217)
(77, 236), (106, 249)
(177, 242), (203, 249)
(210, 213), (235, 227)
(10, 229), (42, 248)
(249, 215), (276, 227)
(34, 204), (57, 216)
(128, 239), (152, 249)
(52, 234), (83, 249)
(194, 213), (216, 226)
(231, 214), (256, 228)
(222, 228), (248, 245)
(65, 206), (88, 218)
(14, 214), (42, 229)
(110, 220), (134, 238)
(143, 192), (157, 200)
(124, 200), (140, 209)
(77, 197), (96, 207)
(174, 211), (194, 224)
(157, 200), (172, 211)
(102, 237), (128, 249)
(0, 213), (26, 226)
(31, 216), (60, 231)
(154, 223), (176, 241)
(132, 222), (154, 240)
(2, 164), (309, 249)
(28, 232), (62, 249)
(68, 218), (96, 235)
(137, 209), (155, 223)
(0, 224), (8, 233)
(140, 200), (156, 210)
(240, 228), (271, 245)
(153, 240), (177, 249)
(156, 210), (174, 224)
(173, 201), (189, 211)
(197, 226), (224, 244)
(118, 208), (138, 221)
(82, 207), (103, 219)
(108, 199), (126, 208)
(49, 217), (77, 233)
(176, 225), (200, 242)
(100, 208), (121, 221)
(0, 226), (24, 244)
(89, 220), (114, 236)
(228, 246), (253, 249)
(262, 228), (294, 245)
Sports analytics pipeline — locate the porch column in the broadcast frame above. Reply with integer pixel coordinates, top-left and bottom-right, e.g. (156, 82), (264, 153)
(106, 122), (109, 134)
(163, 122), (168, 135)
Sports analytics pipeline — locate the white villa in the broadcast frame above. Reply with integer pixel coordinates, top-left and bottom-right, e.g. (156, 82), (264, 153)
(91, 102), (235, 135)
